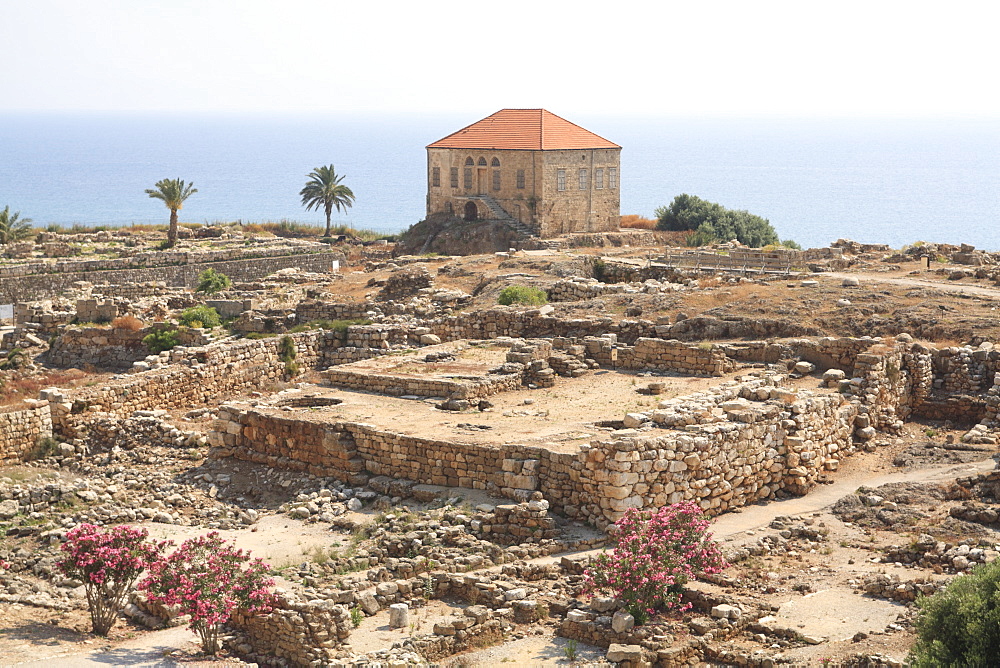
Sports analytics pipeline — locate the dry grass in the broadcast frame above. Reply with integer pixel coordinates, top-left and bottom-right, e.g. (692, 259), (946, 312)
(0, 368), (92, 409)
(110, 315), (143, 331)
(620, 214), (657, 230)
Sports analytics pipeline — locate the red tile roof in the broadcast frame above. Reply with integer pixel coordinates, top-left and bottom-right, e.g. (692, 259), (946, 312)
(427, 109), (620, 151)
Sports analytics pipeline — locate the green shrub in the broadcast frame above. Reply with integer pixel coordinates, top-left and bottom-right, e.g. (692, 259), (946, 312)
(195, 269), (231, 294)
(498, 285), (548, 306)
(592, 258), (608, 282)
(0, 348), (28, 370)
(910, 559), (1000, 667)
(178, 305), (221, 329)
(278, 335), (299, 377)
(350, 605), (364, 628)
(143, 328), (180, 353)
(657, 194), (779, 247)
(29, 437), (59, 461)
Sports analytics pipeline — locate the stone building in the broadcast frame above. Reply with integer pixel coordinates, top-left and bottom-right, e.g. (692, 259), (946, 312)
(426, 109), (621, 238)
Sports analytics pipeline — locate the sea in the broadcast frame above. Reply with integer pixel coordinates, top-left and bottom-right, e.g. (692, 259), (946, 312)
(1, 112), (998, 251)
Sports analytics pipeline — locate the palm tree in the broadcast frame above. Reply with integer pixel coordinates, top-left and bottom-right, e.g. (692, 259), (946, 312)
(0, 206), (34, 244)
(299, 165), (355, 237)
(145, 178), (197, 246)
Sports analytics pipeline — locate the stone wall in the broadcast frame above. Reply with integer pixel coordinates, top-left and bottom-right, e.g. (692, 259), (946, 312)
(14, 303), (75, 332)
(227, 594), (352, 667)
(0, 403), (53, 463)
(326, 366), (523, 403)
(47, 326), (149, 370)
(547, 276), (684, 302)
(607, 337), (732, 377)
(295, 300), (378, 324)
(50, 330), (336, 439)
(0, 248), (339, 302)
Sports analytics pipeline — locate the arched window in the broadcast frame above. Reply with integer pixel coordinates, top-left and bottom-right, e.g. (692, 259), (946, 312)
(465, 157), (474, 166)
(477, 157), (487, 166)
(491, 157), (500, 167)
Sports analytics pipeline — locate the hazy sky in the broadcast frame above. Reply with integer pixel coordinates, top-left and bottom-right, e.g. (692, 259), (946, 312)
(2, 0), (998, 117)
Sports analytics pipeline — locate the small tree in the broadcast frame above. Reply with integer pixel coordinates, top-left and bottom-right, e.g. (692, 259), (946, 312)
(910, 559), (1000, 667)
(195, 269), (231, 294)
(140, 532), (275, 655)
(58, 524), (165, 636)
(584, 502), (725, 624)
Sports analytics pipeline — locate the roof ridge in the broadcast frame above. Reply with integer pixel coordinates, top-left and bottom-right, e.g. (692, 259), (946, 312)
(427, 109), (619, 151)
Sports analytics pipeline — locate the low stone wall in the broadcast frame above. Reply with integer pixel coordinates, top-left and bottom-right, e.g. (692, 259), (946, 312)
(326, 366), (523, 402)
(14, 303), (75, 332)
(0, 247), (339, 302)
(51, 330), (335, 438)
(932, 345), (1000, 394)
(425, 308), (659, 346)
(295, 300), (378, 324)
(227, 595), (352, 667)
(616, 338), (732, 376)
(547, 277), (683, 302)
(913, 395), (987, 422)
(90, 282), (187, 300)
(210, 406), (366, 483)
(47, 326), (149, 370)
(0, 403), (53, 463)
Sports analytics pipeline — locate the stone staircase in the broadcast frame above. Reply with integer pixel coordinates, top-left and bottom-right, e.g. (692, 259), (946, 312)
(469, 195), (538, 239)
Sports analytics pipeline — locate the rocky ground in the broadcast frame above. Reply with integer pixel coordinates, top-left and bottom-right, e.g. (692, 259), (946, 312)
(4, 232), (1000, 665)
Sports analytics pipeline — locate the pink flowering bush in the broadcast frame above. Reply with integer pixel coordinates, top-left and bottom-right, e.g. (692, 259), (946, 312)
(584, 502), (726, 624)
(140, 532), (275, 655)
(58, 523), (165, 636)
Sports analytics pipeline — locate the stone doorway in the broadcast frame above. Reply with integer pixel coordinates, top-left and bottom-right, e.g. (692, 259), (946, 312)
(477, 168), (487, 195)
(464, 201), (478, 221)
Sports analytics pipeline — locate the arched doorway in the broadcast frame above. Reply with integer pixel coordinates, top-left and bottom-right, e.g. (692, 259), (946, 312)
(464, 201), (478, 221)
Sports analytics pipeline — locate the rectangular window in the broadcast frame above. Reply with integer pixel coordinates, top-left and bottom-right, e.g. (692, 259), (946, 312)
(595, 168), (604, 189)
(516, 169), (525, 189)
(556, 169), (566, 191)
(432, 166), (440, 187)
(450, 167), (459, 188)
(492, 169), (501, 191)
(609, 167), (618, 189)
(579, 168), (588, 190)
(463, 168), (473, 190)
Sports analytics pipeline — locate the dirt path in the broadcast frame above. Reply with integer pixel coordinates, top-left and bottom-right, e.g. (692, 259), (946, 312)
(711, 457), (996, 543)
(826, 271), (1000, 299)
(8, 627), (200, 668)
